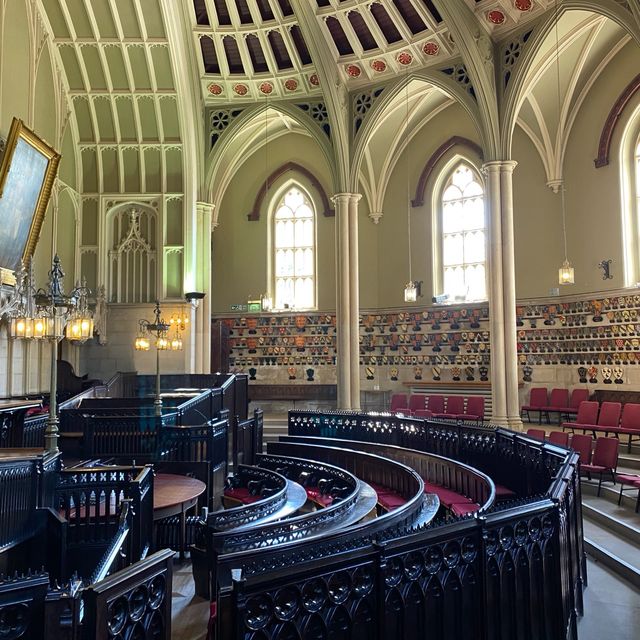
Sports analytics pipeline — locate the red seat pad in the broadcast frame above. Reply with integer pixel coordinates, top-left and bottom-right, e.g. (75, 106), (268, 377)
(377, 493), (407, 510)
(617, 474), (640, 486)
(521, 405), (545, 411)
(424, 482), (471, 508)
(580, 463), (608, 473)
(455, 414), (480, 421)
(450, 502), (481, 517)
(494, 484), (516, 497)
(563, 422), (606, 431)
(433, 413), (456, 419)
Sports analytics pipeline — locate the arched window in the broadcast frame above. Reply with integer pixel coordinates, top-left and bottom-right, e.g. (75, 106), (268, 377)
(621, 110), (640, 286)
(272, 186), (316, 310)
(439, 162), (487, 301)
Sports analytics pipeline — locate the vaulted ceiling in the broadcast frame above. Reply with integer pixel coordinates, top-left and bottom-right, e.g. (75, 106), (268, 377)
(194, 0), (556, 103)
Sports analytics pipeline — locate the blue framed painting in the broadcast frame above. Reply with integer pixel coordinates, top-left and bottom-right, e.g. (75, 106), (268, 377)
(0, 117), (60, 282)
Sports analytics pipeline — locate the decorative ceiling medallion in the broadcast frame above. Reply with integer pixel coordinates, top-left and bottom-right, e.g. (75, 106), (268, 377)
(487, 10), (506, 25)
(422, 42), (440, 56)
(515, 0), (533, 10)
(371, 60), (386, 73)
(309, 73), (320, 86)
(233, 83), (248, 96)
(346, 64), (361, 78)
(284, 78), (298, 91)
(207, 83), (223, 96)
(397, 51), (413, 65)
(259, 82), (274, 95)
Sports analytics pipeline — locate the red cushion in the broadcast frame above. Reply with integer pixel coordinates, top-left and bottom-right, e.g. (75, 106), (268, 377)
(580, 463), (608, 473)
(494, 484), (516, 497)
(378, 493), (407, 510)
(617, 474), (640, 486)
(450, 502), (481, 517)
(424, 482), (471, 508)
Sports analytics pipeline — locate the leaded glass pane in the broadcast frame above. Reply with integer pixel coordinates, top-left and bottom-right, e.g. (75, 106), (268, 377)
(273, 187), (316, 309)
(440, 163), (487, 301)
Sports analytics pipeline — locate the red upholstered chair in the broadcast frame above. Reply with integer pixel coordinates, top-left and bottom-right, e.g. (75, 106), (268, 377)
(570, 434), (593, 466)
(390, 393), (408, 412)
(526, 428), (546, 441)
(581, 437), (619, 495)
(541, 388), (569, 424)
(564, 388), (589, 419)
(549, 431), (570, 447)
(562, 401), (599, 432)
(521, 388), (548, 424)
(581, 402), (623, 438)
(616, 474), (640, 512)
(607, 403), (640, 452)
(427, 395), (445, 414)
(394, 407), (412, 416)
(408, 394), (427, 414)
(414, 409), (433, 420)
(435, 396), (464, 419)
(462, 396), (485, 423)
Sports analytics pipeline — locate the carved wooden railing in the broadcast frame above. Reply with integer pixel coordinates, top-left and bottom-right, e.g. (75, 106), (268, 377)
(81, 549), (173, 640)
(234, 408), (263, 468)
(280, 434), (495, 513)
(55, 464), (154, 572)
(213, 411), (585, 640)
(208, 465), (288, 532)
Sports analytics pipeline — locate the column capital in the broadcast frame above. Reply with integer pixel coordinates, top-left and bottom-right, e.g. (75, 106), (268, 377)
(196, 201), (215, 216)
(482, 160), (518, 174)
(369, 211), (383, 224)
(332, 192), (362, 205)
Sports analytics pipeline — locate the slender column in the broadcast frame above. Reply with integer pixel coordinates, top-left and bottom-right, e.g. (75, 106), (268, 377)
(332, 193), (351, 410)
(45, 339), (59, 452)
(348, 194), (362, 410)
(483, 162), (508, 426)
(195, 202), (215, 374)
(500, 162), (522, 429)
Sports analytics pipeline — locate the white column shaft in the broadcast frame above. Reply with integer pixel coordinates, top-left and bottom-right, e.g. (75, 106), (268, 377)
(484, 163), (508, 426)
(348, 194), (362, 410)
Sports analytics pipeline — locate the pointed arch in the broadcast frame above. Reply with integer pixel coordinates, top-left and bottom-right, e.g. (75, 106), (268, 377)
(350, 71), (487, 193)
(412, 136), (484, 207)
(501, 1), (640, 157)
(205, 102), (337, 220)
(248, 162), (334, 221)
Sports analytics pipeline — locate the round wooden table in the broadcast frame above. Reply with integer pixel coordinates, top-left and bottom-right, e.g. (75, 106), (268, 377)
(153, 473), (206, 561)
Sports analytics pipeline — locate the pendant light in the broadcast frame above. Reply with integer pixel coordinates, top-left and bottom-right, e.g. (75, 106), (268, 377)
(554, 0), (574, 285)
(403, 73), (417, 302)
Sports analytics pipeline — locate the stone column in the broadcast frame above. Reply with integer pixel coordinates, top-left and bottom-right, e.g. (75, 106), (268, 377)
(332, 193), (352, 409)
(483, 162), (508, 426)
(499, 162), (522, 429)
(195, 202), (215, 374)
(348, 194), (362, 410)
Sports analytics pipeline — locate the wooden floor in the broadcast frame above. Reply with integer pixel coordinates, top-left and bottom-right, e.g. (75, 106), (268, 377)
(171, 557), (210, 640)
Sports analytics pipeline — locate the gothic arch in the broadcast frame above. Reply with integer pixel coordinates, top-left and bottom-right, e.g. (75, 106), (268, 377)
(248, 162), (334, 221)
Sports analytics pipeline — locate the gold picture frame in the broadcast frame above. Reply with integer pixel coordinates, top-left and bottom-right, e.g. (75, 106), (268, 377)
(0, 117), (61, 284)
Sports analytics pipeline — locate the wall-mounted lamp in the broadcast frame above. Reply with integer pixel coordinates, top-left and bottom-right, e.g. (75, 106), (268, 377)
(185, 291), (205, 308)
(598, 260), (613, 281)
(404, 280), (423, 303)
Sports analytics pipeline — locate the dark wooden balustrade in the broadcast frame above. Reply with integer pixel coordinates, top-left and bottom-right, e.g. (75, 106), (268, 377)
(212, 411), (585, 640)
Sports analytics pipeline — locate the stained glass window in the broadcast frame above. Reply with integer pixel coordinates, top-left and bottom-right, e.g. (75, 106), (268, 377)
(441, 163), (487, 301)
(273, 187), (316, 310)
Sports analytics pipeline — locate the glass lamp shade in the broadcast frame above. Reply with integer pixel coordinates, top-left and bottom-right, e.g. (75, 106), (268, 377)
(66, 314), (94, 342)
(44, 315), (67, 340)
(32, 316), (47, 339)
(156, 336), (170, 350)
(10, 316), (34, 339)
(134, 334), (151, 351)
(404, 281), (418, 303)
(558, 260), (575, 285)
(170, 335), (183, 351)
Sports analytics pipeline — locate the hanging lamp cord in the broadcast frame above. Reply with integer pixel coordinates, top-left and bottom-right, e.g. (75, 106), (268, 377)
(406, 71), (412, 284)
(554, 0), (569, 263)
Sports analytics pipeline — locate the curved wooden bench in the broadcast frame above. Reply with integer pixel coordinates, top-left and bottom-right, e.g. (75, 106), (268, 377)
(279, 435), (495, 517)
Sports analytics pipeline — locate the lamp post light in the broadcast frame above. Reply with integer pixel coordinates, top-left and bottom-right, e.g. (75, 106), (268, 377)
(135, 301), (182, 416)
(7, 255), (94, 453)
